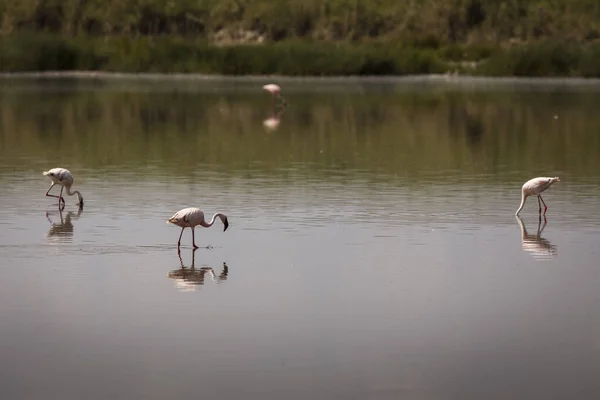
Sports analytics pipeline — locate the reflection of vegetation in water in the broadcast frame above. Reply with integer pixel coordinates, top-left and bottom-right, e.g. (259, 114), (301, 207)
(1, 81), (599, 179)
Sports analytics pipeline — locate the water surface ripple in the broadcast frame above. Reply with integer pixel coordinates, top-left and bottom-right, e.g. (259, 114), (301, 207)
(1, 78), (600, 399)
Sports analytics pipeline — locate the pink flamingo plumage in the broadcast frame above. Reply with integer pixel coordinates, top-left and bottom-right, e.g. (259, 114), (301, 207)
(42, 168), (84, 209)
(167, 207), (229, 249)
(515, 177), (560, 216)
(263, 84), (286, 107)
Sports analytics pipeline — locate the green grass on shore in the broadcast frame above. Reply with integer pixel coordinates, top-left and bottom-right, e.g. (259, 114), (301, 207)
(3, 0), (600, 77)
(2, 34), (600, 77)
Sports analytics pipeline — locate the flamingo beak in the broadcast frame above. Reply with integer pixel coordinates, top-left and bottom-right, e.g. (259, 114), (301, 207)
(223, 219), (229, 232)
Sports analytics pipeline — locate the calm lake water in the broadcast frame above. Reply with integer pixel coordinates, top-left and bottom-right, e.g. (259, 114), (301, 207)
(1, 76), (600, 399)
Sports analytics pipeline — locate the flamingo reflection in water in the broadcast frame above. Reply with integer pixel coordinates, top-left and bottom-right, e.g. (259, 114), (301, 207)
(515, 215), (557, 261)
(46, 206), (83, 241)
(168, 250), (229, 292)
(263, 104), (286, 132)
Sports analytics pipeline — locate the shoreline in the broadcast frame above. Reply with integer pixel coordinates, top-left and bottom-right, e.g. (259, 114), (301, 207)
(3, 71), (600, 87)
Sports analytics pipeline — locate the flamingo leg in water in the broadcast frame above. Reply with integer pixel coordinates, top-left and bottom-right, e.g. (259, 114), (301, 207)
(58, 186), (65, 209)
(45, 183), (56, 197)
(537, 215), (547, 235)
(539, 195), (548, 214)
(192, 227), (199, 249)
(46, 184), (66, 208)
(46, 183), (60, 201)
(177, 227), (185, 247)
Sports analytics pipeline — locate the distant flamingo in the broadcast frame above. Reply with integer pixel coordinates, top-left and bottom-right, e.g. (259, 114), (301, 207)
(263, 84), (286, 107)
(515, 177), (560, 216)
(42, 168), (84, 208)
(167, 207), (229, 248)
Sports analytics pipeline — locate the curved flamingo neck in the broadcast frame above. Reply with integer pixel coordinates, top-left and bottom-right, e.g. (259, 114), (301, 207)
(200, 215), (213, 228)
(65, 186), (83, 203)
(200, 213), (225, 228)
(199, 213), (215, 228)
(515, 192), (527, 216)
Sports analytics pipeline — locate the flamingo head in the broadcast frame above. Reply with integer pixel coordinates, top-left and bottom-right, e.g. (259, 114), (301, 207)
(547, 177), (560, 185)
(222, 216), (229, 232)
(43, 170), (60, 184)
(543, 177), (560, 185)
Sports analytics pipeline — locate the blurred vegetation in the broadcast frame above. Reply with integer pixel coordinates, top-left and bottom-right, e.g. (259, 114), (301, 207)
(0, 35), (446, 75)
(1, 80), (599, 180)
(478, 41), (600, 77)
(1, 0), (600, 75)
(2, 0), (600, 42)
(0, 0), (600, 77)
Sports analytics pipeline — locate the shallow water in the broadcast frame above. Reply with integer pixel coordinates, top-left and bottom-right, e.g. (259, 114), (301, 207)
(1, 77), (600, 399)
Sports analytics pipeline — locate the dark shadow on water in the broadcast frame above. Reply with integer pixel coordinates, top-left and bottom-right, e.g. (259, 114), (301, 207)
(168, 249), (229, 291)
(515, 215), (557, 261)
(45, 206), (83, 242)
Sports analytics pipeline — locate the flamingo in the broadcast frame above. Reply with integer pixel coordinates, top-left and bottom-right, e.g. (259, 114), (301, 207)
(263, 84), (286, 107)
(167, 207), (229, 248)
(515, 177), (560, 216)
(42, 168), (84, 209)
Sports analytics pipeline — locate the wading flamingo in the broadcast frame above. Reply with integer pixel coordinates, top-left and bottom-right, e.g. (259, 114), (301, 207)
(167, 207), (229, 248)
(263, 84), (286, 107)
(515, 177), (560, 216)
(42, 168), (84, 208)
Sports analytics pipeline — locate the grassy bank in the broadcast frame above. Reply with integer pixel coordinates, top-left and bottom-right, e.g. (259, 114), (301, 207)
(2, 1), (600, 76)
(0, 34), (448, 75)
(2, 34), (600, 77)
